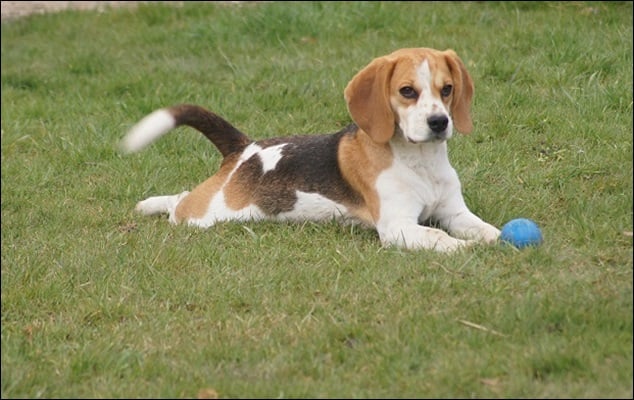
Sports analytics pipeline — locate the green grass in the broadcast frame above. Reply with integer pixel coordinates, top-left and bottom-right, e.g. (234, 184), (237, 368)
(1, 1), (632, 398)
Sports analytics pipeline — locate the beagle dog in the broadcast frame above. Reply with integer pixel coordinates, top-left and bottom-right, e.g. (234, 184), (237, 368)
(120, 47), (500, 252)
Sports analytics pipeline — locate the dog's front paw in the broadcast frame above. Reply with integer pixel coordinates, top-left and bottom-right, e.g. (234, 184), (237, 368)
(433, 237), (475, 253)
(479, 225), (501, 243)
(380, 225), (473, 253)
(457, 223), (500, 244)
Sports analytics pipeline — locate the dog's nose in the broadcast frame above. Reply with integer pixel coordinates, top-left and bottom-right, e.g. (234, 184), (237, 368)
(427, 114), (449, 133)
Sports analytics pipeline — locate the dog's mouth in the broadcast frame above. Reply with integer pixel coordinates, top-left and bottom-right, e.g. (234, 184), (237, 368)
(405, 131), (449, 143)
(427, 130), (449, 142)
(395, 126), (450, 144)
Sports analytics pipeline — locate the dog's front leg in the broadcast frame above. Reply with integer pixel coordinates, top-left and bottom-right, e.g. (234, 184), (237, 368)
(429, 188), (500, 244)
(441, 209), (500, 244)
(377, 220), (472, 252)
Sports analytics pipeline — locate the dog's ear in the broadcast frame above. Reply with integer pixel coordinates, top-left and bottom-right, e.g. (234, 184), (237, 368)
(444, 50), (474, 134)
(344, 57), (396, 144)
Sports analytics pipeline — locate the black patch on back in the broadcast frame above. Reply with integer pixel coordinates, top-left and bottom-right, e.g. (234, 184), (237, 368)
(236, 124), (364, 215)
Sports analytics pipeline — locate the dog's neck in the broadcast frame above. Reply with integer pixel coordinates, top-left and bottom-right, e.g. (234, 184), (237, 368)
(388, 130), (453, 182)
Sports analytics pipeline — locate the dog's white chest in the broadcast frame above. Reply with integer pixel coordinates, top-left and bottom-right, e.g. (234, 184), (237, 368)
(376, 140), (458, 222)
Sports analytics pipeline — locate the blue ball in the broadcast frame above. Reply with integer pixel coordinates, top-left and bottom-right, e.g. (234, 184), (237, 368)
(500, 218), (543, 248)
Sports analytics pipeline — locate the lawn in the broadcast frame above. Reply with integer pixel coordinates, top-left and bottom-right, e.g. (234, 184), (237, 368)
(1, 1), (632, 398)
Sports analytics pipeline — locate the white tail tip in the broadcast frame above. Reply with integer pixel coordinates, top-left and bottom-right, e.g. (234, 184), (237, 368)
(119, 109), (176, 153)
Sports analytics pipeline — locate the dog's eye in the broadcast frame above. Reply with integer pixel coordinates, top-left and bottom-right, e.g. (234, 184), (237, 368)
(441, 84), (453, 97)
(399, 86), (418, 99)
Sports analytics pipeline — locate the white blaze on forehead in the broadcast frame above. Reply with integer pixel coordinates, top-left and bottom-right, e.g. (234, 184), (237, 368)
(415, 59), (449, 113)
(416, 60), (435, 106)
(417, 60), (432, 89)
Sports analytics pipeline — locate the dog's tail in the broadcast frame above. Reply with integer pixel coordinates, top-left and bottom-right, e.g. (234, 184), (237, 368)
(119, 104), (252, 158)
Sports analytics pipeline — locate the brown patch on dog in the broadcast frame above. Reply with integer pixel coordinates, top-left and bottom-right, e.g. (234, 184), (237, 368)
(344, 57), (396, 144)
(442, 50), (474, 134)
(223, 155), (265, 211)
(338, 129), (393, 224)
(221, 145), (300, 215)
(173, 154), (240, 222)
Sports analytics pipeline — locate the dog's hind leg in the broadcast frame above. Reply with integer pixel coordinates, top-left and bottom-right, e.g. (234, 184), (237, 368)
(135, 191), (190, 223)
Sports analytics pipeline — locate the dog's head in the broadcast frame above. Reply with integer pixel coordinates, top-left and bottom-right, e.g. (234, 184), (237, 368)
(344, 48), (474, 144)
